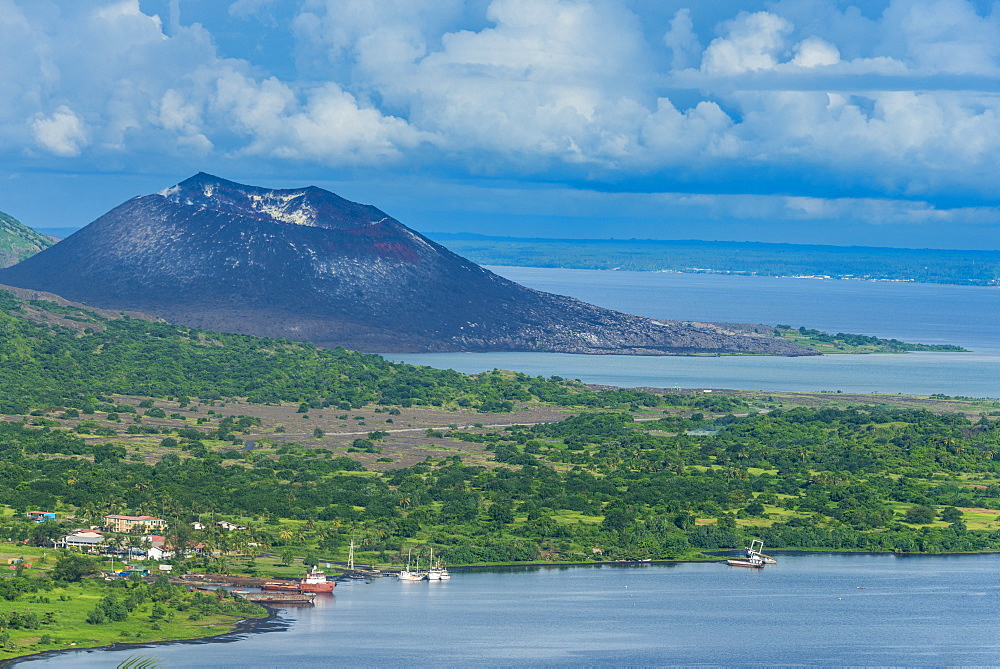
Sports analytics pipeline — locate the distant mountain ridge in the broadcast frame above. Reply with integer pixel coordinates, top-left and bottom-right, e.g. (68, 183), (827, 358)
(0, 173), (815, 356)
(30, 227), (80, 240)
(0, 210), (55, 268)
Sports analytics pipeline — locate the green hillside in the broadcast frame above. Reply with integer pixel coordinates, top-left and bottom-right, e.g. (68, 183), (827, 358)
(0, 285), (997, 567)
(0, 211), (54, 269)
(0, 281), (999, 661)
(0, 287), (664, 415)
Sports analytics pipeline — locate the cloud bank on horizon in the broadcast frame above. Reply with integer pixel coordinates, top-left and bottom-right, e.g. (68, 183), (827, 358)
(0, 0), (998, 248)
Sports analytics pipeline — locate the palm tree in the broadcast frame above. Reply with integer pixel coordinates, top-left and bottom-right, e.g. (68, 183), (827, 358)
(104, 535), (123, 560)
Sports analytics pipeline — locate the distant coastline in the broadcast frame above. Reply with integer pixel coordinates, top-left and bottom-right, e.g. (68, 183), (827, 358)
(25, 229), (1000, 286)
(429, 234), (1000, 287)
(35, 227), (1000, 287)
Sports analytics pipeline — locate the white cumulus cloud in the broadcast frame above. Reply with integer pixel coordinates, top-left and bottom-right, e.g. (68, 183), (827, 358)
(0, 0), (998, 232)
(791, 37), (840, 68)
(30, 106), (89, 157)
(2, 0), (426, 167)
(701, 11), (793, 75)
(879, 0), (1000, 75)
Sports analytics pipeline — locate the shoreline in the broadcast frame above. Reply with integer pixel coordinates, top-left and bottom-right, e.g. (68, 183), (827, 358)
(399, 547), (1000, 572)
(8, 551), (999, 665)
(0, 606), (284, 667)
(481, 264), (999, 288)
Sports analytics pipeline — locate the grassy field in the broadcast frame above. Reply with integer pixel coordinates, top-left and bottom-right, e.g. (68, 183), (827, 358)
(1, 393), (576, 472)
(3, 388), (996, 475)
(1, 388), (997, 577)
(0, 578), (266, 660)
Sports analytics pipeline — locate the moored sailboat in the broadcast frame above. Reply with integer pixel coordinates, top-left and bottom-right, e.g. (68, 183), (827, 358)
(426, 546), (451, 580)
(427, 563), (451, 580)
(346, 539), (367, 579)
(398, 548), (426, 581)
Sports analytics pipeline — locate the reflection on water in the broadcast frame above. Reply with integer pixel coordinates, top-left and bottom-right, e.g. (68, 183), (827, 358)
(18, 553), (1000, 667)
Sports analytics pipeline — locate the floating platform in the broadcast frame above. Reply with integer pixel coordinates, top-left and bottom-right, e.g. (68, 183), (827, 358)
(232, 590), (316, 606)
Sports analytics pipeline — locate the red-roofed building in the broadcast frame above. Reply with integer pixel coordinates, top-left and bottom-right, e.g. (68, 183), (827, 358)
(145, 534), (206, 561)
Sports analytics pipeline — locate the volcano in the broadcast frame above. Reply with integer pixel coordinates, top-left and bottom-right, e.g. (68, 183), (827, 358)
(0, 173), (814, 356)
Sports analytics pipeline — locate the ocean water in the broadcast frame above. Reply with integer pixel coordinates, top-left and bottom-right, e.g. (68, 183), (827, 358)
(17, 270), (1000, 668)
(488, 267), (997, 349)
(385, 268), (1000, 398)
(20, 554), (1000, 667)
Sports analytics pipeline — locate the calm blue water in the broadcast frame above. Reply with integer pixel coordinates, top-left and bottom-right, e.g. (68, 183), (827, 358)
(385, 268), (1000, 398)
(488, 268), (998, 348)
(18, 271), (999, 667)
(21, 554), (1000, 667)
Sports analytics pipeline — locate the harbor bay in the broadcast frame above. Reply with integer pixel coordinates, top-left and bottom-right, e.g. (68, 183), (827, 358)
(18, 554), (1000, 667)
(387, 269), (1000, 398)
(3, 2), (999, 666)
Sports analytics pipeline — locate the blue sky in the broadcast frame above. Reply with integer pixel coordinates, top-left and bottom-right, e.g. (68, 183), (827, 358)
(0, 0), (997, 249)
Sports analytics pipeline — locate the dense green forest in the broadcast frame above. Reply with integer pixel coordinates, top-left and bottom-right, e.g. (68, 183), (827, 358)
(0, 289), (963, 417)
(0, 286), (998, 573)
(2, 403), (999, 565)
(0, 288), (667, 415)
(430, 234), (1000, 286)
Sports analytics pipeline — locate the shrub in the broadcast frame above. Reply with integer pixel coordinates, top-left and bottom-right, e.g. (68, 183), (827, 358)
(904, 505), (936, 524)
(85, 608), (107, 625)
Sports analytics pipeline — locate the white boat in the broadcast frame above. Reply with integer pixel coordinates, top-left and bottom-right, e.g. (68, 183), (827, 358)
(745, 539), (777, 564)
(398, 570), (425, 581)
(427, 564), (451, 580)
(426, 547), (450, 580)
(725, 554), (765, 568)
(398, 548), (426, 581)
(725, 539), (771, 568)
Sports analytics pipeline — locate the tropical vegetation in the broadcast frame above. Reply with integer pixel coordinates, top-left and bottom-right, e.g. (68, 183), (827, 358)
(0, 284), (998, 658)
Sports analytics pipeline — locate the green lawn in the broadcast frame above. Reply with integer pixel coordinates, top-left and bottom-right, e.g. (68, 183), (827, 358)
(0, 580), (266, 660)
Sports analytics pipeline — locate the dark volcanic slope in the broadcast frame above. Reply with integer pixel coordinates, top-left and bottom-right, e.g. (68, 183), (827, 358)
(0, 174), (815, 356)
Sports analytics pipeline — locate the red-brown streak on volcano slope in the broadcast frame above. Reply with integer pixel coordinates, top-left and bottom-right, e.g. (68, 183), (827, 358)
(0, 173), (816, 357)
